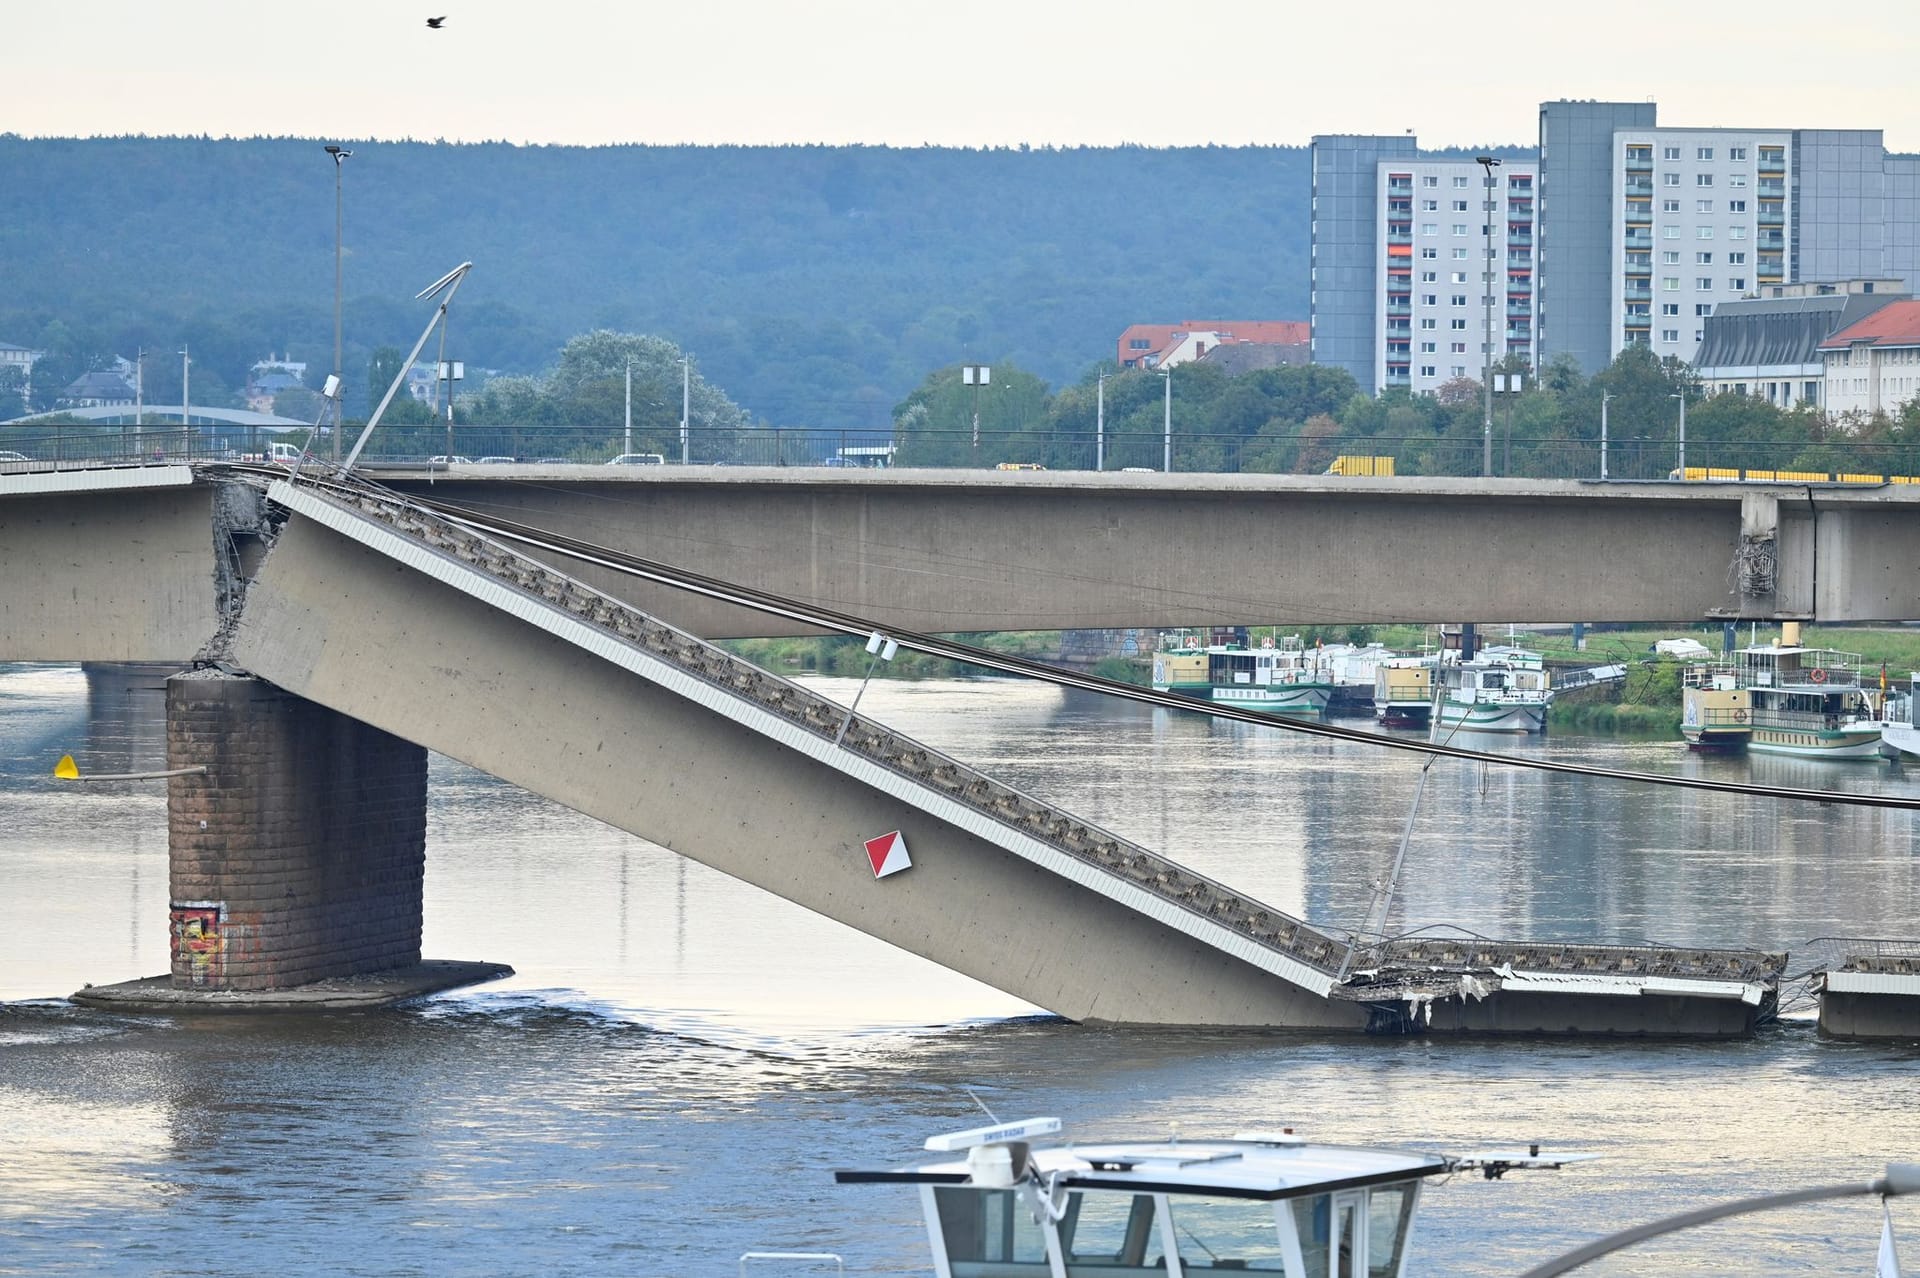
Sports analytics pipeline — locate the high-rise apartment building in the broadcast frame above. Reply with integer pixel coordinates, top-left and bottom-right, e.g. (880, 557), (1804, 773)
(1319, 104), (1920, 394)
(1310, 135), (1417, 390)
(1311, 139), (1537, 394)
(1538, 101), (1920, 375)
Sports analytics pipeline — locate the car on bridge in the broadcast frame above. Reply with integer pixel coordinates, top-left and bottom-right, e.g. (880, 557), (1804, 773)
(0, 450), (32, 473)
(476, 456), (517, 464)
(606, 453), (666, 465)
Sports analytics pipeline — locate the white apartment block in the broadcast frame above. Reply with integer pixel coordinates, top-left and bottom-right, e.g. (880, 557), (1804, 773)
(1377, 158), (1537, 395)
(1612, 130), (1791, 366)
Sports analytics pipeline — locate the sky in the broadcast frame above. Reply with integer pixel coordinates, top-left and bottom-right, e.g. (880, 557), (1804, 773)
(12, 1), (1920, 151)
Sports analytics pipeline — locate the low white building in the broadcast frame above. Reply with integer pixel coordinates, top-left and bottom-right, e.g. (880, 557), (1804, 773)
(1695, 281), (1907, 409)
(1819, 299), (1920, 419)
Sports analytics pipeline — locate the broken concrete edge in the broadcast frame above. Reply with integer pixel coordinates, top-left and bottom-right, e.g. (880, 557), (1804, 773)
(67, 959), (514, 1013)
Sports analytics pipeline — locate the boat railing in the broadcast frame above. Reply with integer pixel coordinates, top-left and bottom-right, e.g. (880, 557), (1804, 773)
(1691, 707), (1751, 727)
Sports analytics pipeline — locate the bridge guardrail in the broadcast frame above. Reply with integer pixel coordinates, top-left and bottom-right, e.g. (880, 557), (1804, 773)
(20, 421), (1920, 483)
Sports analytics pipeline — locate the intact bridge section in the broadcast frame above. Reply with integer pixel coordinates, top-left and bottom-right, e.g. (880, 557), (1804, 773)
(134, 476), (1771, 1034)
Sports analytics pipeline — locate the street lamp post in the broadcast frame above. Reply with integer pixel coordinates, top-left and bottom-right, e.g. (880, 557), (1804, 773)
(1161, 366), (1172, 472)
(1476, 155), (1502, 477)
(961, 365), (990, 459)
(324, 145), (352, 462)
(1670, 392), (1687, 474)
(1095, 370), (1106, 471)
(624, 362), (633, 456)
(1600, 390), (1611, 480)
(680, 354), (690, 464)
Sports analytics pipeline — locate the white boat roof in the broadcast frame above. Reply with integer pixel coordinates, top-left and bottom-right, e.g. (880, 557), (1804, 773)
(836, 1136), (1449, 1201)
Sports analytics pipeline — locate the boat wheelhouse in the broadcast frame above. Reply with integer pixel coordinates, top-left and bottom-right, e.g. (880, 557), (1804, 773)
(1151, 636), (1333, 717)
(1437, 645), (1551, 734)
(835, 1117), (1589, 1278)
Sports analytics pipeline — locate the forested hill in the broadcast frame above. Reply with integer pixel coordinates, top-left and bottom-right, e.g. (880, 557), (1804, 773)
(1, 137), (1340, 423)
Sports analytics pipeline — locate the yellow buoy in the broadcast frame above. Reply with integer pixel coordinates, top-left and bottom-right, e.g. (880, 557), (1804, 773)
(53, 754), (79, 780)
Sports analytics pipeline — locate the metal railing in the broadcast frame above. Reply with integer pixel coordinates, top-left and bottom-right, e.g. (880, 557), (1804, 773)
(19, 423), (1920, 486)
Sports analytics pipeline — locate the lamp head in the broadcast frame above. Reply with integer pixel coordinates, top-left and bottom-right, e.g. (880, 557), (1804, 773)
(325, 144), (352, 163)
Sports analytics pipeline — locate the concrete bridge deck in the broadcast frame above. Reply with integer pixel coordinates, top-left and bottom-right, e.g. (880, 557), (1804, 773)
(217, 477), (1782, 1033)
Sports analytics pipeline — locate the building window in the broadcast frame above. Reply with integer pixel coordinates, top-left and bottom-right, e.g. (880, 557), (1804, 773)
(1450, 271), (1467, 283)
(1450, 294), (1467, 306)
(1662, 251), (1681, 264)
(1420, 318), (1436, 329)
(1696, 304), (1712, 316)
(1697, 146), (1714, 161)
(1662, 328), (1680, 342)
(1420, 342), (1436, 353)
(1729, 226), (1747, 240)
(1451, 199), (1468, 211)
(1451, 224), (1467, 235)
(1697, 277), (1714, 290)
(1729, 174), (1747, 188)
(1422, 223), (1438, 235)
(1421, 270), (1437, 281)
(1696, 174), (1714, 187)
(1422, 293), (1437, 305)
(1662, 199), (1681, 212)
(1450, 341), (1467, 353)
(1663, 226), (1681, 239)
(1662, 303), (1680, 316)
(1696, 199), (1713, 213)
(1729, 146), (1747, 161)
(1450, 319), (1467, 330)
(1728, 252), (1747, 264)
(1730, 277), (1747, 290)
(1729, 200), (1747, 213)
(1422, 175), (1439, 187)
(1422, 199), (1438, 210)
(1663, 145), (1682, 160)
(1420, 365), (1436, 376)
(1697, 226), (1714, 239)
(1452, 248), (1468, 259)
(1421, 248), (1438, 259)
(1452, 176), (1469, 188)
(1696, 252), (1713, 264)
(1451, 365), (1466, 376)
(1663, 172), (1681, 186)
(1663, 277), (1680, 290)
(1130, 338), (1152, 349)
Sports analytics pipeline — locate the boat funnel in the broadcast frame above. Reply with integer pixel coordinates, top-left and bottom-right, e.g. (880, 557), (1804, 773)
(1781, 621), (1802, 646)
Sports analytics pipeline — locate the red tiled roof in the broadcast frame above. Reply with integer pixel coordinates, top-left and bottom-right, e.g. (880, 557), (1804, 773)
(1115, 320), (1309, 365)
(1818, 300), (1920, 349)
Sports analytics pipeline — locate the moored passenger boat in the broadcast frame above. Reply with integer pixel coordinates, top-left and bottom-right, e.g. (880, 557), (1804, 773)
(1437, 645), (1551, 734)
(1151, 635), (1333, 717)
(1681, 662), (1752, 751)
(1731, 640), (1882, 760)
(1373, 655), (1435, 728)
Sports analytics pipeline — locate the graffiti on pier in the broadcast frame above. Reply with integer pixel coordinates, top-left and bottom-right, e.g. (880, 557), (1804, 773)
(171, 901), (227, 986)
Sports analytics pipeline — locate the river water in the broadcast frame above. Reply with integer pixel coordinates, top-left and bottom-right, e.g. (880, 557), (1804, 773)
(2, 662), (1917, 1276)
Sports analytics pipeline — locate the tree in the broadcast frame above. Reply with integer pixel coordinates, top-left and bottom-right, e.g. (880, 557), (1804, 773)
(364, 347), (433, 425)
(892, 362), (1052, 468)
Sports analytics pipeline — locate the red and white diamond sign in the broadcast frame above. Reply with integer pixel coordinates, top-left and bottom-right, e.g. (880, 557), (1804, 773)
(863, 830), (912, 879)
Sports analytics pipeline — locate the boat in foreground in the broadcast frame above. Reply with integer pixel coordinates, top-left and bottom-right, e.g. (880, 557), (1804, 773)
(834, 1116), (1590, 1277)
